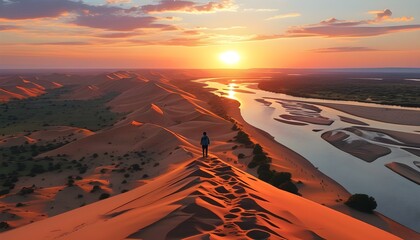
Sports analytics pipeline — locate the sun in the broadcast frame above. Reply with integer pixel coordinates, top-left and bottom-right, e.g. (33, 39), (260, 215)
(219, 51), (241, 65)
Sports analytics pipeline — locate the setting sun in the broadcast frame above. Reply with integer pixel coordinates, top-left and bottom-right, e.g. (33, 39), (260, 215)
(219, 51), (241, 65)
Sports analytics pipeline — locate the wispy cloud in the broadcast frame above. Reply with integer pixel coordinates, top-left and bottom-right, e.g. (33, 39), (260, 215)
(243, 8), (278, 12)
(249, 9), (419, 40)
(266, 13), (301, 21)
(0, 25), (20, 31)
(107, 0), (131, 4)
(0, 0), (178, 31)
(311, 47), (378, 53)
(140, 0), (236, 14)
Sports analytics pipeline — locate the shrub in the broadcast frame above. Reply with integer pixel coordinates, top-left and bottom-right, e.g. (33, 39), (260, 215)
(90, 185), (101, 193)
(345, 194), (377, 213)
(18, 186), (34, 195)
(15, 202), (25, 207)
(130, 164), (141, 171)
(279, 181), (299, 195)
(0, 221), (10, 229)
(237, 153), (245, 159)
(247, 161), (259, 169)
(92, 153), (98, 158)
(252, 154), (268, 164)
(270, 172), (292, 187)
(234, 131), (253, 146)
(67, 179), (75, 187)
(253, 144), (263, 155)
(99, 193), (110, 200)
(30, 164), (45, 174)
(0, 189), (10, 196)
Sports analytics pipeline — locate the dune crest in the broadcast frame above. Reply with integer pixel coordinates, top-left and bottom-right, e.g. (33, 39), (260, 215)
(0, 157), (400, 240)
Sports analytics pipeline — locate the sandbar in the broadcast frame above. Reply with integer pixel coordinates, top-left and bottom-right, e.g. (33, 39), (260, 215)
(385, 162), (420, 185)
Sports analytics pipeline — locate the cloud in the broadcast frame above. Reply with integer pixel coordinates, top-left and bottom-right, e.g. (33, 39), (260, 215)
(96, 32), (140, 38)
(31, 41), (91, 45)
(140, 0), (236, 14)
(368, 9), (413, 23)
(286, 24), (420, 38)
(0, 0), (178, 31)
(312, 47), (378, 53)
(107, 0), (131, 4)
(266, 13), (301, 21)
(243, 8), (278, 12)
(0, 25), (19, 31)
(249, 9), (419, 40)
(73, 14), (176, 31)
(0, 0), (86, 19)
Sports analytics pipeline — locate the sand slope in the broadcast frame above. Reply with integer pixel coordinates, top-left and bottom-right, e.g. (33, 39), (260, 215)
(0, 76), (62, 101)
(0, 157), (400, 240)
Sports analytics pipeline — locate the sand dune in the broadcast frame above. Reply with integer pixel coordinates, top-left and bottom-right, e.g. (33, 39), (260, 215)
(0, 76), (63, 101)
(0, 157), (400, 240)
(0, 70), (415, 239)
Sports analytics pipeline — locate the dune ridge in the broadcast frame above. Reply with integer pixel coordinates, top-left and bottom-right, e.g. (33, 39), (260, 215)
(0, 156), (401, 240)
(0, 70), (416, 239)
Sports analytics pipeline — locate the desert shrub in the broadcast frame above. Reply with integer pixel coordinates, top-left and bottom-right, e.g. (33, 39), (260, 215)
(257, 164), (273, 182)
(130, 164), (141, 171)
(153, 163), (159, 167)
(252, 153), (268, 164)
(99, 193), (110, 200)
(67, 179), (75, 187)
(142, 174), (149, 179)
(234, 131), (253, 146)
(253, 144), (263, 154)
(30, 164), (45, 174)
(15, 202), (25, 207)
(78, 165), (88, 174)
(247, 161), (259, 169)
(18, 186), (34, 195)
(0, 221), (10, 229)
(77, 194), (83, 199)
(279, 181), (299, 195)
(90, 185), (101, 193)
(237, 153), (245, 159)
(345, 194), (377, 213)
(258, 171), (273, 183)
(124, 173), (130, 178)
(270, 172), (292, 187)
(0, 189), (10, 196)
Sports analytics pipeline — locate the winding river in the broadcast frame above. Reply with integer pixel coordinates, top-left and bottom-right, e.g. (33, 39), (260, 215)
(201, 78), (420, 232)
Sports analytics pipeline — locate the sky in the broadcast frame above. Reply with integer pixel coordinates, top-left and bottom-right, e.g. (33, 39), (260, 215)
(1, 0), (420, 69)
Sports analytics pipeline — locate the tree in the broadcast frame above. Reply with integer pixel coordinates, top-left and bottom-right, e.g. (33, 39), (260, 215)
(253, 144), (263, 154)
(345, 194), (377, 213)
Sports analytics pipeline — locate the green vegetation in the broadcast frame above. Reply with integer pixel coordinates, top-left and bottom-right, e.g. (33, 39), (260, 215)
(345, 193), (377, 213)
(234, 130), (253, 146)
(99, 193), (110, 200)
(259, 76), (420, 107)
(0, 87), (121, 135)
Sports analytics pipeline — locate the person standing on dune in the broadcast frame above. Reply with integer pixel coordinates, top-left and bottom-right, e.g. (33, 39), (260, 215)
(200, 132), (210, 158)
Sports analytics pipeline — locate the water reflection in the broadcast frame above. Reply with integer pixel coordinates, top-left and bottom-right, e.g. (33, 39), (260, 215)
(227, 83), (237, 99)
(200, 78), (420, 232)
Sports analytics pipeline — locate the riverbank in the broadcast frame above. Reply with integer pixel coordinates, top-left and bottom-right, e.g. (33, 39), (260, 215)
(212, 85), (419, 239)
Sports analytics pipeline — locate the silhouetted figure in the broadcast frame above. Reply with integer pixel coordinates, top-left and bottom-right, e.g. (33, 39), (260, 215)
(200, 132), (210, 158)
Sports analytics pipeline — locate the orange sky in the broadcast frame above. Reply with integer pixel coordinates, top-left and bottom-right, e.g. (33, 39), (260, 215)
(1, 0), (420, 68)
